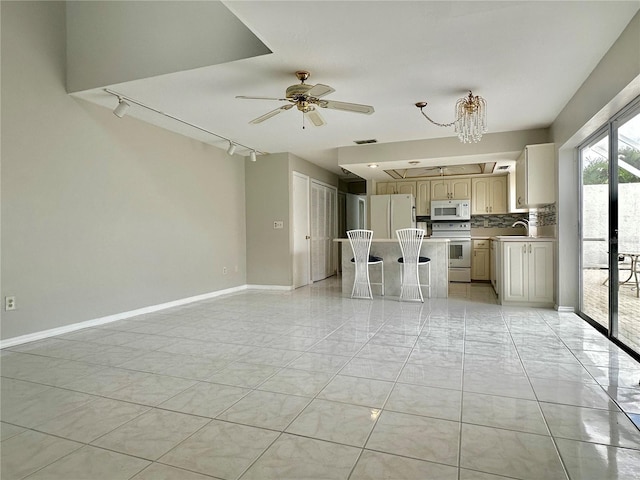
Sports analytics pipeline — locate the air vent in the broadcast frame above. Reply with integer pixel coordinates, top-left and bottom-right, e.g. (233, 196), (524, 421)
(497, 165), (510, 170)
(354, 139), (378, 145)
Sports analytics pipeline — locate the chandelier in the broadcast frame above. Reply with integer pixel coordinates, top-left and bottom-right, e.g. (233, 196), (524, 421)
(415, 91), (487, 143)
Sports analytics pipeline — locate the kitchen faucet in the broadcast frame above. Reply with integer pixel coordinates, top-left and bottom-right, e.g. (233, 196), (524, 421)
(511, 219), (530, 236)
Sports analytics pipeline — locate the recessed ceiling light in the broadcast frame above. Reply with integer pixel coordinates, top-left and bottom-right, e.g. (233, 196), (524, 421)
(368, 163), (379, 168)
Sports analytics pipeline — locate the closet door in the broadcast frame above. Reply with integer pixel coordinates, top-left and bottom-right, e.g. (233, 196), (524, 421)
(311, 182), (325, 281)
(311, 181), (336, 282)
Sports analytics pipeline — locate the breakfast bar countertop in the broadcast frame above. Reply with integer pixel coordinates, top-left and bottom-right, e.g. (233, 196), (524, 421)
(333, 238), (449, 243)
(336, 237), (449, 298)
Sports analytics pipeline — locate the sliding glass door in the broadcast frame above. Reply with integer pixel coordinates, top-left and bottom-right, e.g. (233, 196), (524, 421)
(579, 98), (640, 355)
(580, 132), (609, 330)
(616, 107), (640, 353)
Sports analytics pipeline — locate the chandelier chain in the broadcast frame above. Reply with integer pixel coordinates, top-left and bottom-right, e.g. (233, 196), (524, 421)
(418, 108), (461, 128)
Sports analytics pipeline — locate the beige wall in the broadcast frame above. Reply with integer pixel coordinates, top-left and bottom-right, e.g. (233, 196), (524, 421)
(551, 11), (640, 310)
(1, 1), (247, 340)
(244, 152), (339, 287)
(245, 153), (290, 286)
(289, 153), (339, 188)
(337, 128), (550, 171)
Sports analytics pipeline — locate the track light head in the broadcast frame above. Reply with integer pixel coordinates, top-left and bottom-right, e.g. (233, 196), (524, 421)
(250, 150), (257, 162)
(113, 99), (130, 118)
(227, 142), (237, 156)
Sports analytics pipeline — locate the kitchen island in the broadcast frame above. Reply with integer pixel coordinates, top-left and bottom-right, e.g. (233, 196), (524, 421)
(335, 238), (450, 298)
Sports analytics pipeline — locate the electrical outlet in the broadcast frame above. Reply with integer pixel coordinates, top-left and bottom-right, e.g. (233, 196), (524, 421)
(484, 218), (489, 227)
(5, 296), (16, 311)
(273, 221), (284, 229)
(223, 267), (228, 275)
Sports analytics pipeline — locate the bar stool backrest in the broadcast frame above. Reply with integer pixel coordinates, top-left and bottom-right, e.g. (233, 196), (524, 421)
(396, 228), (427, 302)
(347, 229), (374, 299)
(397, 228), (425, 265)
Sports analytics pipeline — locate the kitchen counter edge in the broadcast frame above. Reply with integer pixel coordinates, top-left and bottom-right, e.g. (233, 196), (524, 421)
(334, 238), (450, 243)
(491, 236), (557, 242)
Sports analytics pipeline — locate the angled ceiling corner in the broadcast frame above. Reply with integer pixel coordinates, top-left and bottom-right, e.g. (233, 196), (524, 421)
(65, 0), (271, 93)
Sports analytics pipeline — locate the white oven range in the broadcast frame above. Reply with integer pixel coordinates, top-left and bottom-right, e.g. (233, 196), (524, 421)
(431, 221), (471, 283)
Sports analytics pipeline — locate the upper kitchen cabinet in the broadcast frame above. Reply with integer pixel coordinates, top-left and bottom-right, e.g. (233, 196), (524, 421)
(416, 180), (431, 216)
(376, 180), (416, 196)
(515, 143), (555, 208)
(472, 176), (508, 215)
(431, 178), (471, 200)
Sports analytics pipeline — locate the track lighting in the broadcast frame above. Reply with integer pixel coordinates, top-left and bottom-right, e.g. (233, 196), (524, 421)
(103, 89), (263, 159)
(113, 98), (130, 118)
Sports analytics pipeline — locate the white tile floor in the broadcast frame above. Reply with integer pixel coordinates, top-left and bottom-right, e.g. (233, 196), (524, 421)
(1, 279), (640, 480)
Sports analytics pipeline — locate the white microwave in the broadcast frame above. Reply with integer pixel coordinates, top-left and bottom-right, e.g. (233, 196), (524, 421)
(430, 199), (471, 220)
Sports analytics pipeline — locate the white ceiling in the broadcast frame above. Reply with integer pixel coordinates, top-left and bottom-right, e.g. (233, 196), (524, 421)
(72, 1), (639, 180)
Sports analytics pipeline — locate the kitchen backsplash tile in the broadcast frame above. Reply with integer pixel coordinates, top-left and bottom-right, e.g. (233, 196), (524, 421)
(418, 203), (558, 231)
(529, 203), (557, 227)
(469, 213), (527, 229)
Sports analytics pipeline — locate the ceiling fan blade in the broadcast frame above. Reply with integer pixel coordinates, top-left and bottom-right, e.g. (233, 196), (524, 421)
(249, 104), (294, 124)
(307, 83), (335, 98)
(236, 95), (288, 101)
(305, 109), (326, 127)
(319, 100), (374, 115)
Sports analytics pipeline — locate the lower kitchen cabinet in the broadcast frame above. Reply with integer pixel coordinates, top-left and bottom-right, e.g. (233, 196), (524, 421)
(471, 239), (490, 281)
(498, 240), (554, 306)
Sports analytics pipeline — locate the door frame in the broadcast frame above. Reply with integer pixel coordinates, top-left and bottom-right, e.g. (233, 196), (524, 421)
(578, 96), (640, 360)
(292, 171), (311, 288)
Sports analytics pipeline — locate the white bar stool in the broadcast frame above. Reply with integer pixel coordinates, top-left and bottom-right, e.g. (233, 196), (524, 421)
(396, 228), (431, 302)
(347, 229), (384, 299)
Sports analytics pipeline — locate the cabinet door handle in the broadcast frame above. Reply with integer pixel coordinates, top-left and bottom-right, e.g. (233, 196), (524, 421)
(490, 206), (492, 212)
(529, 244), (532, 254)
(523, 244), (526, 254)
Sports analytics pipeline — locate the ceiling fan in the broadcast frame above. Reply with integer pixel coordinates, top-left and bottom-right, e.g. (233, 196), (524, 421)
(236, 71), (374, 127)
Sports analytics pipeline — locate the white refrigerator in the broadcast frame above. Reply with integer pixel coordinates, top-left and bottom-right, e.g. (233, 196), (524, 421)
(370, 194), (416, 239)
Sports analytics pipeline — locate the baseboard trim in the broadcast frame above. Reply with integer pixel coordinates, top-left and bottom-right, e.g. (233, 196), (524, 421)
(246, 284), (294, 291)
(0, 285), (252, 349)
(555, 305), (576, 313)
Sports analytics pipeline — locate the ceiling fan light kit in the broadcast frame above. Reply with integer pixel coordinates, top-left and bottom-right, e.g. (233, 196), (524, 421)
(415, 90), (487, 143)
(237, 70), (374, 128)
